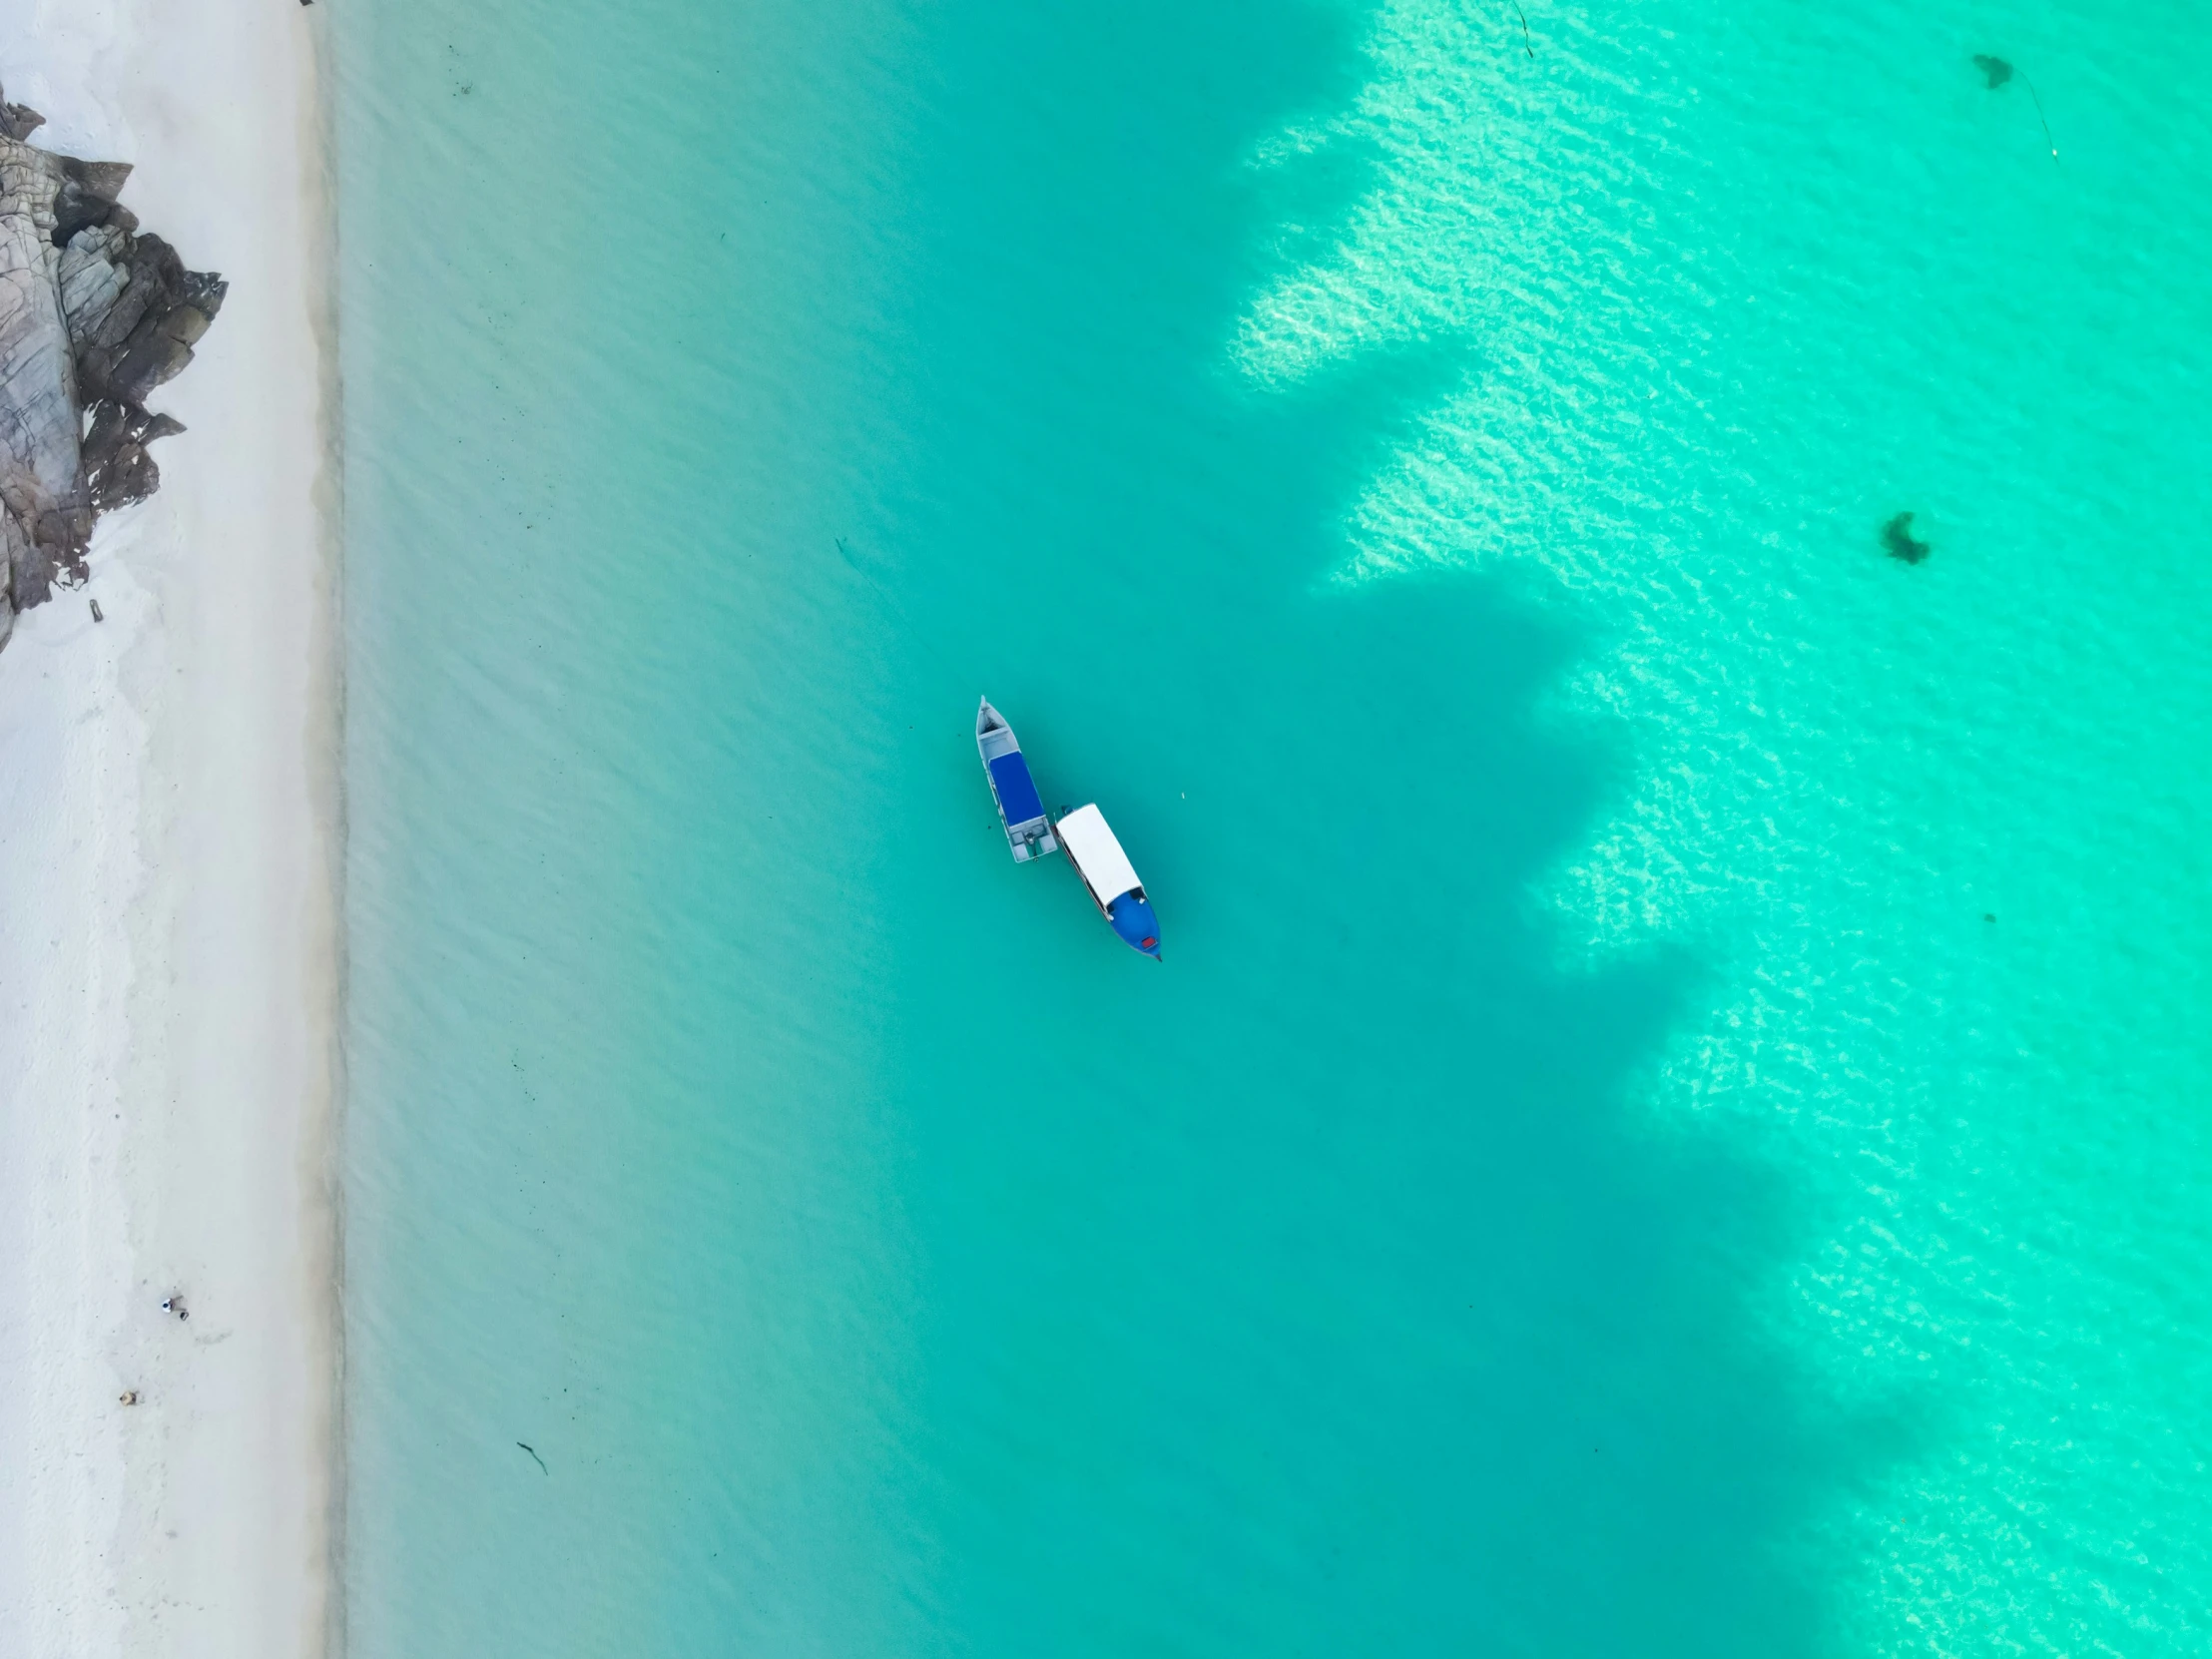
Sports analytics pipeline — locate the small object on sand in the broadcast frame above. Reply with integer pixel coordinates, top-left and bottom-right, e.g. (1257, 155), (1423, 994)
(159, 1295), (189, 1322)
(1881, 511), (1932, 565)
(119, 1389), (140, 1405)
(517, 1440), (549, 1474)
(89, 598), (103, 623)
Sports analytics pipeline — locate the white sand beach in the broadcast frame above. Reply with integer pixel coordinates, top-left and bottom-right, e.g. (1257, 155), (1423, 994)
(0, 2), (337, 1656)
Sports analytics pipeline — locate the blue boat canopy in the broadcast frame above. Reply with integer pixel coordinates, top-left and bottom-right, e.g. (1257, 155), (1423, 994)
(987, 751), (1046, 827)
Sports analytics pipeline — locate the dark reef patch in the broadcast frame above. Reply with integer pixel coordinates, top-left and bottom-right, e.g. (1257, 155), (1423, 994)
(1973, 54), (2013, 90)
(1882, 511), (1932, 565)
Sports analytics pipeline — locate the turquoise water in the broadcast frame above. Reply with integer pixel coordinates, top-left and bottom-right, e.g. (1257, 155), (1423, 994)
(337, 0), (2212, 1653)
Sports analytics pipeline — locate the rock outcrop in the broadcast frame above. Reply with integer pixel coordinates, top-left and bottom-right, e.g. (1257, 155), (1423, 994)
(0, 87), (223, 649)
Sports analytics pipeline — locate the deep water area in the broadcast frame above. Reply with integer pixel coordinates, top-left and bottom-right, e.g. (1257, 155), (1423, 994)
(337, 1), (2212, 1653)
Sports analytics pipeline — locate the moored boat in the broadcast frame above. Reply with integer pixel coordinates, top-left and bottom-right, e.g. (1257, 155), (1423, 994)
(975, 697), (1058, 862)
(1054, 804), (1161, 959)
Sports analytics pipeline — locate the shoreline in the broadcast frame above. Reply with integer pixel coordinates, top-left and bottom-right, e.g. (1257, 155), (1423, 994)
(0, 2), (340, 1655)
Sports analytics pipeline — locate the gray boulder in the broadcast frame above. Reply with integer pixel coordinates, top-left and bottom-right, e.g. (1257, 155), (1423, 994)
(0, 84), (222, 649)
(0, 129), (93, 627)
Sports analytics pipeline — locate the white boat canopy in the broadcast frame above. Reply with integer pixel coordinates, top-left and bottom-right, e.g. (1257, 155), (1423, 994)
(1055, 804), (1141, 904)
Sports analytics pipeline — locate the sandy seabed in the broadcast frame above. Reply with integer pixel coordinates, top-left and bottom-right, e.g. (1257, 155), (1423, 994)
(0, 2), (338, 1655)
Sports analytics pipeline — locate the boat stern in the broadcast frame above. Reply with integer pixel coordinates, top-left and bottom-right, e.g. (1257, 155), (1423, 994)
(1107, 890), (1162, 959)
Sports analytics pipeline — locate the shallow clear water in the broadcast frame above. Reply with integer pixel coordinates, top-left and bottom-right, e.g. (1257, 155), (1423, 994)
(338, 0), (2212, 1652)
